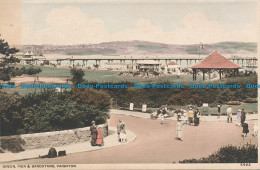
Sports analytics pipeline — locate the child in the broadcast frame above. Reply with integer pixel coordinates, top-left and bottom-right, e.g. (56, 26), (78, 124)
(96, 127), (104, 146)
(120, 122), (127, 143)
(159, 113), (164, 124)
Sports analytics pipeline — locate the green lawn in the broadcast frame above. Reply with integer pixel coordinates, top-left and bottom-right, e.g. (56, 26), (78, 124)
(200, 103), (257, 115)
(19, 65), (204, 83)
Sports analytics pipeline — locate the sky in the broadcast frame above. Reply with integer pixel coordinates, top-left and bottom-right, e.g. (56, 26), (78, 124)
(0, 0), (259, 45)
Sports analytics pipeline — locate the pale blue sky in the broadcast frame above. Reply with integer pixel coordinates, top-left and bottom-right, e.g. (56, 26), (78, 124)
(23, 1), (257, 33)
(21, 1), (258, 44)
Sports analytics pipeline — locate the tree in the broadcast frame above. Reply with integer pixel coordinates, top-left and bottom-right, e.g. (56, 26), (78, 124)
(0, 35), (20, 81)
(121, 87), (150, 108)
(69, 88), (111, 112)
(70, 68), (85, 84)
(0, 92), (23, 136)
(168, 90), (203, 106)
(0, 35), (19, 57)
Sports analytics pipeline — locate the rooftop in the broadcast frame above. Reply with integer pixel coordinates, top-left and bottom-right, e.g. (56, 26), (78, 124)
(191, 51), (240, 69)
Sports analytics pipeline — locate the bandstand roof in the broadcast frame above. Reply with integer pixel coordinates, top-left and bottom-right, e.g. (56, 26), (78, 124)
(191, 51), (240, 69)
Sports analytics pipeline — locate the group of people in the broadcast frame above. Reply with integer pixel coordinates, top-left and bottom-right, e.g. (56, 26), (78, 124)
(90, 121), (104, 146)
(90, 120), (127, 147)
(89, 105), (257, 145)
(176, 107), (201, 141)
(226, 106), (246, 124)
(226, 106), (258, 138)
(176, 108), (201, 126)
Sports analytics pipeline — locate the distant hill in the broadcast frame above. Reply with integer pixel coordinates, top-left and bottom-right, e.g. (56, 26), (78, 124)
(21, 41), (257, 55)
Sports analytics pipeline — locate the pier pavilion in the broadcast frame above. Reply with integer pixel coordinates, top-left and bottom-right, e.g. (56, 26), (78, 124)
(191, 51), (240, 81)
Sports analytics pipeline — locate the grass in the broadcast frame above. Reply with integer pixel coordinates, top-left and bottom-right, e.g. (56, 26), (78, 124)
(200, 103), (257, 115)
(19, 65), (205, 83)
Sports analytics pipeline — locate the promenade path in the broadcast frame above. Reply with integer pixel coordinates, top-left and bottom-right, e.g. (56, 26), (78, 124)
(5, 110), (258, 164)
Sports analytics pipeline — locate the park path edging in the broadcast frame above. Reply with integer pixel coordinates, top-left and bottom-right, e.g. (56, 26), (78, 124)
(0, 126), (136, 163)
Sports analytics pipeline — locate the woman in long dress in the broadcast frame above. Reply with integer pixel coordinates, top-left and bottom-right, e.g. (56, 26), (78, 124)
(120, 122), (127, 143)
(96, 127), (104, 146)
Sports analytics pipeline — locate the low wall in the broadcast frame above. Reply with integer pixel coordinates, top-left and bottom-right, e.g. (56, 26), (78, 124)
(0, 124), (108, 153)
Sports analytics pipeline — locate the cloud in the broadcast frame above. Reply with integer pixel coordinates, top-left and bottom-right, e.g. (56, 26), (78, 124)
(22, 6), (258, 45)
(22, 5), (109, 45)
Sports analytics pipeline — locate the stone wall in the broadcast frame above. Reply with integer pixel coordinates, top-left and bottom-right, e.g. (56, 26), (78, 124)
(0, 124), (108, 153)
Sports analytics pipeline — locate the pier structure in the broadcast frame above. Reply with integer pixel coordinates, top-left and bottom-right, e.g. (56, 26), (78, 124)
(21, 54), (257, 69)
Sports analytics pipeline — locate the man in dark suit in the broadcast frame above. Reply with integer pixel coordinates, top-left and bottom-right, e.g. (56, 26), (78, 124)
(241, 109), (246, 124)
(90, 121), (97, 146)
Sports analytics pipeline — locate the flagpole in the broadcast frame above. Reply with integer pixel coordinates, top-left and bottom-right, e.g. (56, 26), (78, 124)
(199, 42), (203, 59)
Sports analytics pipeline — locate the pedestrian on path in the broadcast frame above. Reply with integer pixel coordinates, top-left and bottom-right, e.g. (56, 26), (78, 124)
(241, 109), (246, 124)
(182, 110), (188, 124)
(176, 121), (183, 141)
(187, 108), (194, 125)
(217, 105), (221, 118)
(90, 121), (98, 146)
(120, 122), (127, 143)
(159, 113), (164, 124)
(96, 127), (104, 146)
(117, 120), (122, 142)
(253, 122), (258, 137)
(226, 106), (232, 123)
(236, 109), (241, 126)
(242, 122), (249, 139)
(194, 108), (200, 126)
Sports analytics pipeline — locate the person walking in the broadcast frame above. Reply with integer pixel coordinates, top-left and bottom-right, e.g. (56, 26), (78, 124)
(96, 127), (104, 146)
(117, 120), (122, 142)
(120, 122), (127, 143)
(241, 109), (246, 124)
(182, 110), (188, 124)
(242, 122), (249, 139)
(217, 105), (221, 118)
(176, 121), (183, 141)
(236, 109), (241, 126)
(90, 121), (98, 146)
(187, 108), (194, 125)
(159, 113), (164, 124)
(194, 108), (201, 126)
(226, 106), (232, 123)
(253, 122), (258, 137)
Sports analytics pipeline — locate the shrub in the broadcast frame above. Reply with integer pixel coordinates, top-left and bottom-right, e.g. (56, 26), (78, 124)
(1, 89), (110, 136)
(168, 90), (203, 106)
(69, 88), (110, 112)
(226, 101), (241, 105)
(70, 68), (85, 84)
(25, 67), (42, 75)
(179, 144), (258, 163)
(146, 109), (154, 113)
(244, 98), (257, 103)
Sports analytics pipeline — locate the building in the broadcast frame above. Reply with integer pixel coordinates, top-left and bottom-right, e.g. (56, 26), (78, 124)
(100, 62), (132, 71)
(191, 50), (240, 80)
(18, 51), (46, 65)
(167, 61), (181, 73)
(136, 60), (162, 72)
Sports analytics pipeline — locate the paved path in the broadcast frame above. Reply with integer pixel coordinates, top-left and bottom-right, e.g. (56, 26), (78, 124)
(9, 113), (258, 164)
(110, 109), (258, 121)
(0, 127), (135, 163)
